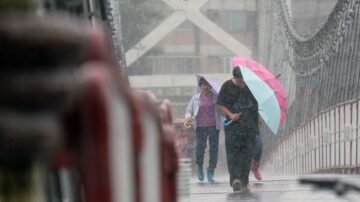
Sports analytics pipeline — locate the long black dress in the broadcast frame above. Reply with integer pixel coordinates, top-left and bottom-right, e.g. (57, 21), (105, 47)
(216, 79), (259, 187)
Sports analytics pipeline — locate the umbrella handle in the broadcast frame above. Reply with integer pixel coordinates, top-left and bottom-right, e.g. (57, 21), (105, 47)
(223, 113), (241, 126)
(223, 119), (233, 126)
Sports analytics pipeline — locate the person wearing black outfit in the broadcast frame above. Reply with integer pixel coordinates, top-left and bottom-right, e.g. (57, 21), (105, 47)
(216, 66), (259, 193)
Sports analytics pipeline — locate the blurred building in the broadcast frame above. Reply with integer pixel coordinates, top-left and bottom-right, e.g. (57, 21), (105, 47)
(126, 0), (337, 119)
(127, 0), (258, 118)
(25, 0), (337, 121)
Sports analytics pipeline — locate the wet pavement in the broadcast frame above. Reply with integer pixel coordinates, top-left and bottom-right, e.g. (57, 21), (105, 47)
(184, 175), (360, 202)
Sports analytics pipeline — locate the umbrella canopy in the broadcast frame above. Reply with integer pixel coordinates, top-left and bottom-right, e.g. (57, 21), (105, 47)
(196, 74), (221, 94)
(232, 56), (287, 125)
(239, 66), (281, 134)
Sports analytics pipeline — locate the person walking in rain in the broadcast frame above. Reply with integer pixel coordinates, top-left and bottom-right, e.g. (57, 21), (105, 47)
(216, 66), (259, 193)
(184, 77), (222, 183)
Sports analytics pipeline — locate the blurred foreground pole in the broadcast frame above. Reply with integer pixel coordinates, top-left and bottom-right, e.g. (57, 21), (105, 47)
(0, 11), (126, 202)
(0, 6), (180, 202)
(173, 119), (195, 201)
(98, 0), (128, 82)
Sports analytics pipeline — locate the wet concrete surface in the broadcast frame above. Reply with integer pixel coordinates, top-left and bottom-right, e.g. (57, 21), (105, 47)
(184, 175), (360, 202)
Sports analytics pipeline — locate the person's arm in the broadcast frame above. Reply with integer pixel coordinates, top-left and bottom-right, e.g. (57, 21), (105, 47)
(216, 105), (240, 121)
(216, 81), (240, 121)
(184, 95), (196, 125)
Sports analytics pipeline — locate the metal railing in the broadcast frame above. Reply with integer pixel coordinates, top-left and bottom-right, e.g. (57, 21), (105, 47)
(256, 0), (360, 173)
(264, 98), (360, 175)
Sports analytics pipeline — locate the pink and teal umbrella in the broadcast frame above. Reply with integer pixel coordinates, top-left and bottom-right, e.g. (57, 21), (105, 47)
(232, 56), (287, 126)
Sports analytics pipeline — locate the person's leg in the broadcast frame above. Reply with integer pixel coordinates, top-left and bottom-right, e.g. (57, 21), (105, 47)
(225, 127), (239, 187)
(253, 134), (263, 162)
(225, 125), (243, 190)
(251, 134), (263, 180)
(226, 138), (242, 190)
(238, 133), (256, 191)
(207, 127), (219, 182)
(238, 140), (254, 187)
(195, 127), (208, 181)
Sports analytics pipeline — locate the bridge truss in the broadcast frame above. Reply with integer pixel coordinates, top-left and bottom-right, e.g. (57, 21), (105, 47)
(257, 0), (360, 174)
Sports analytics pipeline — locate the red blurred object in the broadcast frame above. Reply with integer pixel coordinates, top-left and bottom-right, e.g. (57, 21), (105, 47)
(132, 92), (178, 202)
(0, 14), (178, 202)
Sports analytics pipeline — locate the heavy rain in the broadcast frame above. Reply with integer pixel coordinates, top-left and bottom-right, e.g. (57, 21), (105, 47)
(1, 0), (360, 202)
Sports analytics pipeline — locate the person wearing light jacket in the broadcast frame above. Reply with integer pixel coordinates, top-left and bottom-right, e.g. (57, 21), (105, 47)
(184, 77), (223, 183)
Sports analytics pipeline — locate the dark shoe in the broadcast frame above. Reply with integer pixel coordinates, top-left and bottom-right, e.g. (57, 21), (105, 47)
(232, 179), (241, 192)
(251, 160), (262, 180)
(196, 164), (204, 181)
(207, 167), (215, 183)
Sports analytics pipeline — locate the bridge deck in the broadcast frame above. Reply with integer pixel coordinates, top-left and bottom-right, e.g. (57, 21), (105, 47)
(183, 175), (360, 202)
